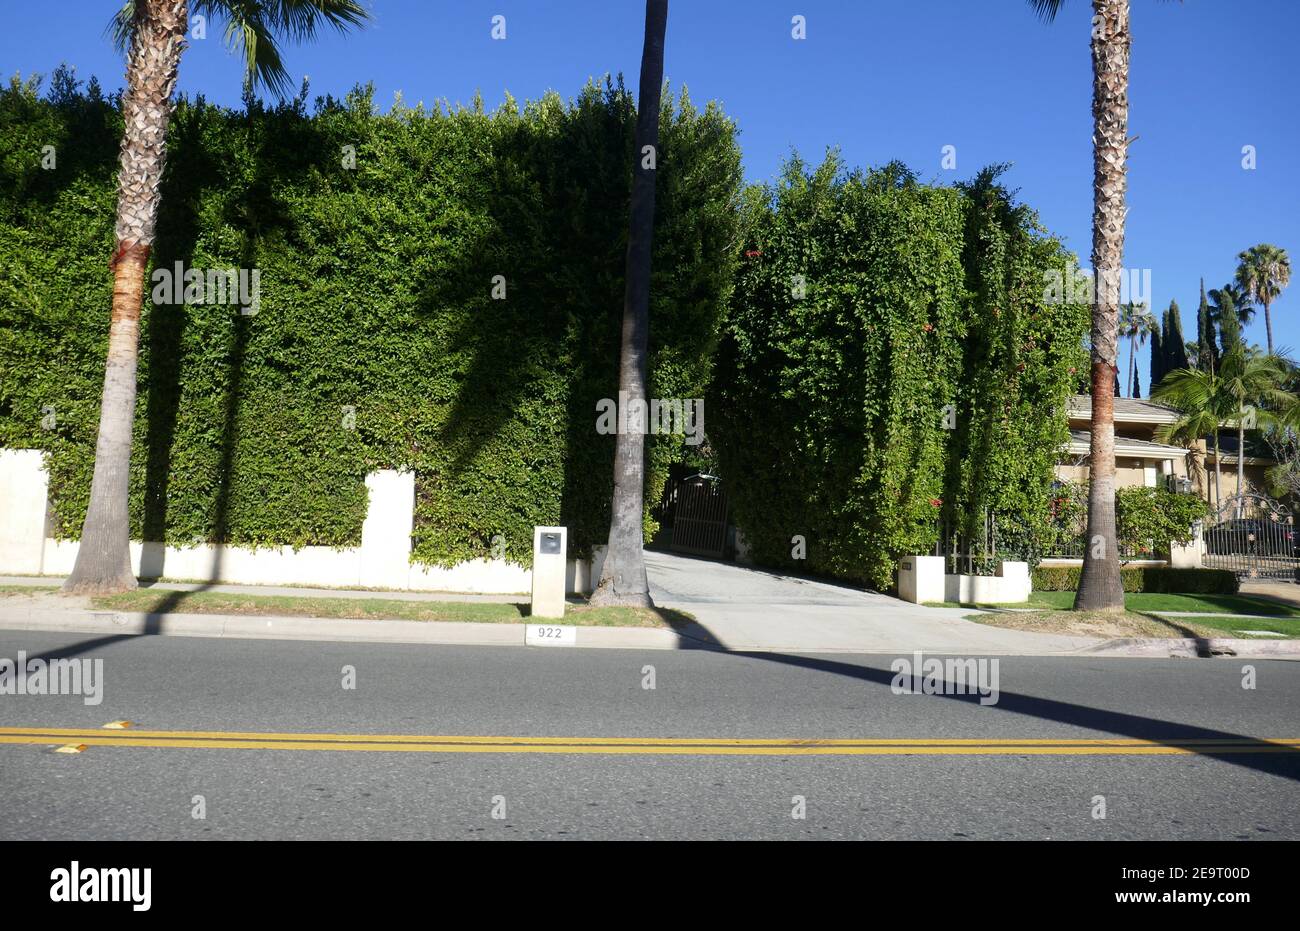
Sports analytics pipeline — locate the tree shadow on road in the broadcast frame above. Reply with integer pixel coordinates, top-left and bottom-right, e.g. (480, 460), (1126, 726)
(686, 626), (1300, 782)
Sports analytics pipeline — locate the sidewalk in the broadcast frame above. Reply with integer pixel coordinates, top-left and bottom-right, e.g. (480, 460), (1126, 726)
(4, 567), (1296, 657)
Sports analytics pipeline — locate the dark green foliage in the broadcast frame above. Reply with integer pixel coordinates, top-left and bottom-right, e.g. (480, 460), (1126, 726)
(1212, 287), (1244, 355)
(1161, 299), (1188, 378)
(1148, 321), (1163, 394)
(1050, 482), (1209, 556)
(1115, 485), (1210, 549)
(0, 74), (742, 567)
(710, 157), (1089, 588)
(1032, 565), (1239, 594)
(1196, 278), (1218, 371)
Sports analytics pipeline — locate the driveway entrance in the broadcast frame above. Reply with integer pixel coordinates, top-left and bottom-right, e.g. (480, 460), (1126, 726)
(642, 550), (1095, 654)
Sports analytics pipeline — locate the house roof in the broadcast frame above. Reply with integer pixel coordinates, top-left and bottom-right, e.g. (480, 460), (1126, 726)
(1066, 429), (1188, 458)
(1066, 394), (1180, 425)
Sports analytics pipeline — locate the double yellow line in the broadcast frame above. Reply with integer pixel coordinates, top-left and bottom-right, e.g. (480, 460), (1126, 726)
(2, 727), (1299, 756)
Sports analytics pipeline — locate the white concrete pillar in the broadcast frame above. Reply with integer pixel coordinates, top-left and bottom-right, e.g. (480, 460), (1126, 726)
(998, 560), (1032, 602)
(1169, 521), (1205, 568)
(359, 470), (414, 589)
(898, 555), (945, 604)
(0, 449), (49, 575)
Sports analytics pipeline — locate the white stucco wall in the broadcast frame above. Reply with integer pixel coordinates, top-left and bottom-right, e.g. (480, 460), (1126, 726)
(0, 454), (596, 595)
(898, 555), (1032, 605)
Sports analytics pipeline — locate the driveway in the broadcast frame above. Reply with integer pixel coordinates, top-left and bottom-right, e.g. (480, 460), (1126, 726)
(644, 550), (1099, 655)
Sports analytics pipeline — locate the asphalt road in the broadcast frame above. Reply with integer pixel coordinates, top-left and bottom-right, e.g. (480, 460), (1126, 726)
(1, 628), (1297, 840)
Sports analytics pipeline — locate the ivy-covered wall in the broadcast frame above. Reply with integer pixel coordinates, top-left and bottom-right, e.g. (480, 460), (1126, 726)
(710, 157), (1090, 589)
(0, 72), (742, 567)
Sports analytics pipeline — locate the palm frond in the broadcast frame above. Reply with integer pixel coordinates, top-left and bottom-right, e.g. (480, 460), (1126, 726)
(1026, 0), (1068, 23)
(107, 0), (371, 97)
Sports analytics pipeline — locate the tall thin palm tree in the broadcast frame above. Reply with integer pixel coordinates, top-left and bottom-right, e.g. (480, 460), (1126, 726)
(62, 0), (369, 595)
(1236, 243), (1292, 356)
(1029, 0), (1151, 611)
(1120, 301), (1156, 397)
(590, 0), (668, 607)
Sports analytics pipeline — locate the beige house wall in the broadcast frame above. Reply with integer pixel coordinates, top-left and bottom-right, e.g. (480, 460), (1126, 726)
(1054, 455), (1191, 491)
(1203, 461), (1272, 510)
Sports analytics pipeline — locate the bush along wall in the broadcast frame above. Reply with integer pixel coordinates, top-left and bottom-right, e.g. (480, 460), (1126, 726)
(710, 158), (1090, 589)
(1033, 566), (1238, 595)
(0, 71), (742, 568)
(1047, 482), (1210, 557)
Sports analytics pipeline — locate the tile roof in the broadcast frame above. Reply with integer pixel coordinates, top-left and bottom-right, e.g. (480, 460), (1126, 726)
(1066, 429), (1188, 457)
(1066, 394), (1180, 422)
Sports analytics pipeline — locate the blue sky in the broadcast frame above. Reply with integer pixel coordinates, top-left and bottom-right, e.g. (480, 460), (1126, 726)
(4, 1), (1297, 390)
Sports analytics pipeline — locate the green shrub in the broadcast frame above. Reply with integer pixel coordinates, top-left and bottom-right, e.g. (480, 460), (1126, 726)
(1115, 485), (1210, 550)
(1032, 565), (1238, 594)
(0, 73), (742, 567)
(711, 159), (1089, 588)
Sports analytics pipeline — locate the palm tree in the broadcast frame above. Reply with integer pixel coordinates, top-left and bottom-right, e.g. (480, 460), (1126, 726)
(1236, 244), (1292, 355)
(1029, 0), (1148, 611)
(1157, 350), (1293, 515)
(1153, 365), (1229, 511)
(590, 0), (668, 607)
(1217, 347), (1291, 509)
(62, 0), (369, 595)
(1119, 301), (1156, 397)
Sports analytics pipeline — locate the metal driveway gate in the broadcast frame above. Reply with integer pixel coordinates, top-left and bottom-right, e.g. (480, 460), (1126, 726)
(1203, 493), (1298, 581)
(670, 476), (729, 558)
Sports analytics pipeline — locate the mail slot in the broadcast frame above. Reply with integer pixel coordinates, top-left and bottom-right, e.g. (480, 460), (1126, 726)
(540, 532), (562, 554)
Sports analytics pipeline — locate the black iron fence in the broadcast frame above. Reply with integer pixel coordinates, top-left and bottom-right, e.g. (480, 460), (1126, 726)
(1203, 493), (1298, 581)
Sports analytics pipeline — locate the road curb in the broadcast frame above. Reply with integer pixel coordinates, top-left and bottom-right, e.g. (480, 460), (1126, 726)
(0, 605), (709, 651)
(1079, 636), (1300, 658)
(2, 605), (1294, 658)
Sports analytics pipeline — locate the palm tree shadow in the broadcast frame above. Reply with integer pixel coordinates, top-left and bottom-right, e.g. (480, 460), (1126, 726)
(139, 92), (311, 612)
(678, 617), (1299, 782)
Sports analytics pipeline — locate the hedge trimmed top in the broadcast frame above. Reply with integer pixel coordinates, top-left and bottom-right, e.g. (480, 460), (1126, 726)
(0, 73), (741, 567)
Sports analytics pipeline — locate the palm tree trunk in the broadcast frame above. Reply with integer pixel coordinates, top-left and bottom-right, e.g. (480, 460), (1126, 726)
(1264, 297), (1274, 356)
(590, 0), (667, 607)
(62, 0), (188, 595)
(1214, 433), (1222, 512)
(1237, 418), (1246, 511)
(1127, 336), (1135, 397)
(1074, 0), (1130, 613)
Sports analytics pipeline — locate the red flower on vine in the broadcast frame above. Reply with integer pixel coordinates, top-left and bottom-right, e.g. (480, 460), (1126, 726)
(930, 498), (943, 507)
(744, 249), (762, 258)
(923, 322), (934, 332)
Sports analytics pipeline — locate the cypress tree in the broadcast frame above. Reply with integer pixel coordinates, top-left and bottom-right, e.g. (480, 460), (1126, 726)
(1149, 320), (1164, 393)
(1218, 290), (1243, 353)
(1197, 278), (1217, 371)
(1163, 299), (1189, 375)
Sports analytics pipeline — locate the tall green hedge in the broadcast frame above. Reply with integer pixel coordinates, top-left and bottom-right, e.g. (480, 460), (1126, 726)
(710, 157), (1089, 588)
(0, 71), (742, 567)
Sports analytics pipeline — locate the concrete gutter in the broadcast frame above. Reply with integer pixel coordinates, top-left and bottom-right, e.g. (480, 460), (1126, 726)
(1078, 637), (1300, 659)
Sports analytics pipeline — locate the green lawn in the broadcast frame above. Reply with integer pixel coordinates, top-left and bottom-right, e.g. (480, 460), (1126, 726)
(936, 589), (1300, 638)
(90, 588), (690, 630)
(1022, 590), (1300, 618)
(0, 584), (58, 595)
